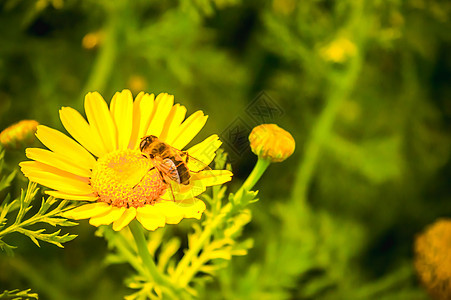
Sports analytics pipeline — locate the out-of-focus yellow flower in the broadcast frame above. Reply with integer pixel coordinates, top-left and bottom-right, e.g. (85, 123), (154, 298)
(128, 75), (147, 94)
(414, 219), (451, 300)
(320, 37), (357, 63)
(0, 120), (39, 149)
(20, 90), (232, 231)
(82, 31), (103, 50)
(249, 124), (295, 163)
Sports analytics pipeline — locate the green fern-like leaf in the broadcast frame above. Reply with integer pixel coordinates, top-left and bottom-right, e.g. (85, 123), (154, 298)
(0, 149), (16, 194)
(0, 182), (78, 253)
(0, 288), (38, 300)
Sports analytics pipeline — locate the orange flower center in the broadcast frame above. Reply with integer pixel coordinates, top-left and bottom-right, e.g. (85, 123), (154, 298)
(90, 149), (167, 208)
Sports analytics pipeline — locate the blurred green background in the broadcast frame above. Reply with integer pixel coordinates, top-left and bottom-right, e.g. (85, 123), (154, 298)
(1, 0), (450, 299)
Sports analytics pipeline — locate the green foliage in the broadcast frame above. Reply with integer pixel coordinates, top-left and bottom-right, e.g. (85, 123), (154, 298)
(0, 0), (450, 299)
(0, 182), (78, 255)
(0, 289), (38, 300)
(0, 150), (16, 194)
(96, 151), (258, 299)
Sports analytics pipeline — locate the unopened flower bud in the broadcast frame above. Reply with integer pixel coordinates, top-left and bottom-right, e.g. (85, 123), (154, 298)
(0, 120), (39, 149)
(82, 31), (103, 50)
(249, 124), (295, 162)
(414, 219), (451, 300)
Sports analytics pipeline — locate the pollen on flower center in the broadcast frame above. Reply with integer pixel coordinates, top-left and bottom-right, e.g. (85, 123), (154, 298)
(90, 149), (167, 208)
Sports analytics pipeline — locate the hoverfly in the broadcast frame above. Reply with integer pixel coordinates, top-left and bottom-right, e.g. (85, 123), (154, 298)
(137, 135), (210, 201)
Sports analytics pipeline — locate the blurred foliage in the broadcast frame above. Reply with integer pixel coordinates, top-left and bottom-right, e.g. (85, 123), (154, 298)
(0, 0), (450, 299)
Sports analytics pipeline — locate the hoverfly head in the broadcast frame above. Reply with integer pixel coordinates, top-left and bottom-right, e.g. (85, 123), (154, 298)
(139, 135), (158, 152)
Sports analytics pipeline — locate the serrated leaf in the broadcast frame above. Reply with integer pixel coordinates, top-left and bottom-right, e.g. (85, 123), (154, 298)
(224, 209), (252, 238)
(105, 253), (128, 265)
(0, 181), (79, 252)
(15, 183), (39, 224)
(0, 169), (16, 193)
(213, 149), (228, 170)
(203, 247), (233, 260)
(231, 238), (254, 256)
(188, 223), (202, 249)
(0, 198), (17, 230)
(199, 262), (228, 276)
(39, 216), (78, 227)
(166, 260), (176, 276)
(230, 189), (259, 208)
(0, 239), (17, 256)
(215, 186), (227, 202)
(206, 238), (234, 251)
(146, 227), (165, 256)
(16, 228), (77, 248)
(157, 237), (181, 272)
(0, 288), (38, 300)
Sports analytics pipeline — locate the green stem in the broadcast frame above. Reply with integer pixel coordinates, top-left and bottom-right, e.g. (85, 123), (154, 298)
(291, 1), (366, 206)
(80, 8), (118, 97)
(128, 221), (184, 299)
(172, 210), (225, 284)
(292, 48), (362, 207)
(129, 220), (165, 282)
(173, 158), (270, 286)
(101, 226), (147, 276)
(234, 158), (271, 198)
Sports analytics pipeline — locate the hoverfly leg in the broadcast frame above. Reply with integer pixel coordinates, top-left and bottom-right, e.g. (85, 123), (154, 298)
(132, 166), (156, 189)
(182, 151), (189, 163)
(168, 181), (176, 202)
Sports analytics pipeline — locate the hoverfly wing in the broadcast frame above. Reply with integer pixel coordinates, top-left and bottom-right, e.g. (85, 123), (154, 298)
(158, 158), (181, 184)
(175, 150), (212, 173)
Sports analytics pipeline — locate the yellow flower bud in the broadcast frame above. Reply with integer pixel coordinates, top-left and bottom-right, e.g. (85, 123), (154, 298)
(0, 120), (39, 149)
(128, 75), (147, 94)
(320, 37), (357, 63)
(249, 124), (295, 162)
(414, 219), (451, 300)
(82, 31), (103, 50)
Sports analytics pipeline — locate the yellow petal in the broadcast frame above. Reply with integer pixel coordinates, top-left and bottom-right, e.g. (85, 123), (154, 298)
(159, 104), (187, 142)
(46, 190), (98, 201)
(141, 198), (206, 222)
(20, 161), (92, 195)
(35, 125), (96, 170)
(89, 207), (126, 226)
(59, 107), (107, 157)
(160, 181), (205, 201)
(160, 170), (232, 201)
(191, 169), (233, 186)
(128, 92), (155, 149)
(136, 210), (166, 231)
(170, 111), (208, 149)
(84, 92), (117, 152)
(63, 202), (111, 219)
(110, 90), (134, 150)
(178, 198), (206, 219)
(140, 201), (184, 224)
(146, 93), (174, 138)
(113, 207), (137, 231)
(165, 214), (184, 224)
(26, 148), (91, 177)
(186, 134), (222, 171)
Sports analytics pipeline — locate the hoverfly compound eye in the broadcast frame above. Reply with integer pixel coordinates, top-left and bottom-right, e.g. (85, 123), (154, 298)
(139, 137), (150, 152)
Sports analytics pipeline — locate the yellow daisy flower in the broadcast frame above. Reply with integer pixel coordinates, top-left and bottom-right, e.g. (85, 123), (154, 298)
(20, 90), (232, 231)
